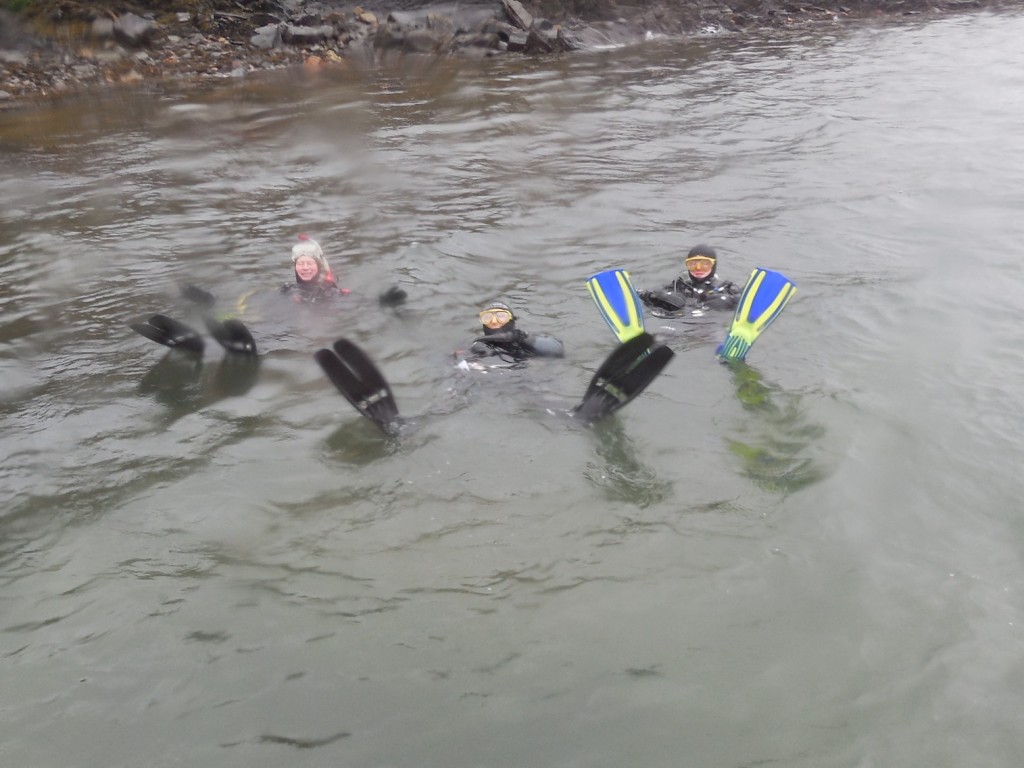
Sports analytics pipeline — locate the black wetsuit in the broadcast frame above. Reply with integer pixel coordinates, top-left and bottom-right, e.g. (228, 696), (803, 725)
(280, 280), (349, 303)
(280, 281), (406, 308)
(639, 274), (741, 314)
(467, 328), (565, 363)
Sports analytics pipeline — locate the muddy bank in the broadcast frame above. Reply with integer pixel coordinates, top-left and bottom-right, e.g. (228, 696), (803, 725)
(0, 0), (1015, 109)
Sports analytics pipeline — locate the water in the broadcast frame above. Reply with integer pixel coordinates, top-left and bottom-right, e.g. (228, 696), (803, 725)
(3, 9), (1024, 767)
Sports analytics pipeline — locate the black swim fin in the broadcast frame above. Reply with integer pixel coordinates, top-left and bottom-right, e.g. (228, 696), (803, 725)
(205, 316), (257, 355)
(314, 338), (401, 436)
(131, 314), (205, 355)
(573, 332), (674, 424)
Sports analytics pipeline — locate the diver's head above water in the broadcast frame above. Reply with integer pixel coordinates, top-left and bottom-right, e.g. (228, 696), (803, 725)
(479, 301), (516, 336)
(291, 235), (333, 285)
(684, 243), (718, 285)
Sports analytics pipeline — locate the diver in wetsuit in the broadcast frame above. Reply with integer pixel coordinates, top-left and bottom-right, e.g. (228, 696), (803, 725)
(278, 234), (406, 307)
(279, 235), (350, 303)
(465, 301), (565, 362)
(638, 244), (740, 314)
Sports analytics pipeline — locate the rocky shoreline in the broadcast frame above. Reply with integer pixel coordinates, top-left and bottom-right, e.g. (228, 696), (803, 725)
(0, 0), (1015, 109)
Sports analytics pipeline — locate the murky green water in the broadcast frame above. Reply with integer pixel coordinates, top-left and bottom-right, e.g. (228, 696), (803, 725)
(3, 9), (1024, 767)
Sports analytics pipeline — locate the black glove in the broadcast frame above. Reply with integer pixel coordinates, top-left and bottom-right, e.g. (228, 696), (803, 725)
(647, 290), (686, 311)
(181, 284), (216, 308)
(378, 285), (408, 307)
(474, 329), (526, 346)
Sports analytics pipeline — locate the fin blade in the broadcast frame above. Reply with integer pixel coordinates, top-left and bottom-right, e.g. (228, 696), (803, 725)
(587, 269), (646, 343)
(717, 268), (796, 361)
(206, 317), (257, 356)
(316, 339), (400, 435)
(574, 333), (673, 423)
(131, 314), (204, 355)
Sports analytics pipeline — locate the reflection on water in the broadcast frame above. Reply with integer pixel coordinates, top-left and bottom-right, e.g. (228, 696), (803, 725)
(724, 361), (828, 493)
(584, 416), (673, 507)
(138, 350), (261, 417)
(4, 8), (1024, 768)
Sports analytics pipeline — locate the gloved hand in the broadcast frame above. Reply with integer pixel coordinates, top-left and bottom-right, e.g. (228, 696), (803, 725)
(378, 285), (408, 307)
(474, 329), (526, 346)
(647, 290), (686, 311)
(181, 284), (216, 308)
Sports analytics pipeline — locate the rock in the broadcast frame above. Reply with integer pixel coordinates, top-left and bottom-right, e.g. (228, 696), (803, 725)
(114, 13), (160, 47)
(356, 9), (379, 26)
(461, 31), (501, 49)
(426, 13), (455, 35)
(502, 0), (534, 31)
(91, 18), (115, 40)
(506, 29), (528, 52)
(387, 10), (426, 26)
(525, 25), (555, 53)
(282, 24), (336, 44)
(251, 24), (282, 50)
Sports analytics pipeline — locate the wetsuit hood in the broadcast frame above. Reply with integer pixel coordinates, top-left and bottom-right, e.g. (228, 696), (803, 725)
(481, 301), (517, 335)
(685, 243), (718, 285)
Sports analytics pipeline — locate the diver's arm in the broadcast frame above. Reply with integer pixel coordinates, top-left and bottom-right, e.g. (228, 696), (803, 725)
(470, 329), (564, 358)
(520, 332), (564, 358)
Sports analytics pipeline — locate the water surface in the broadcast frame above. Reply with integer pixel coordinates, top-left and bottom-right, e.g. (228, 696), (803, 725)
(3, 9), (1024, 767)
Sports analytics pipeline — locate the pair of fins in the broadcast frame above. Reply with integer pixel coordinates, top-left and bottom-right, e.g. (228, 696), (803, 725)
(586, 266), (796, 361)
(314, 332), (672, 437)
(131, 313), (257, 356)
(131, 284), (258, 356)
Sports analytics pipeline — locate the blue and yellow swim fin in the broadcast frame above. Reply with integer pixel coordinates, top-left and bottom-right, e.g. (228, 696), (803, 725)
(717, 268), (796, 362)
(586, 269), (646, 343)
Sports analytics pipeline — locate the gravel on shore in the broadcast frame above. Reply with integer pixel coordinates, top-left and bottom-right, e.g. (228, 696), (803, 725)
(0, 0), (1015, 109)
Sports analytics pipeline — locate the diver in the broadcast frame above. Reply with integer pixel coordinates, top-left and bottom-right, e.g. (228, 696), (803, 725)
(279, 234), (348, 303)
(134, 233), (406, 361)
(638, 244), (740, 314)
(462, 301), (565, 363)
(280, 234), (407, 307)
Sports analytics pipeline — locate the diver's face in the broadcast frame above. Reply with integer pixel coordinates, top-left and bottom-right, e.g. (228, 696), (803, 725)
(294, 255), (320, 282)
(480, 308), (513, 330)
(686, 256), (714, 281)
